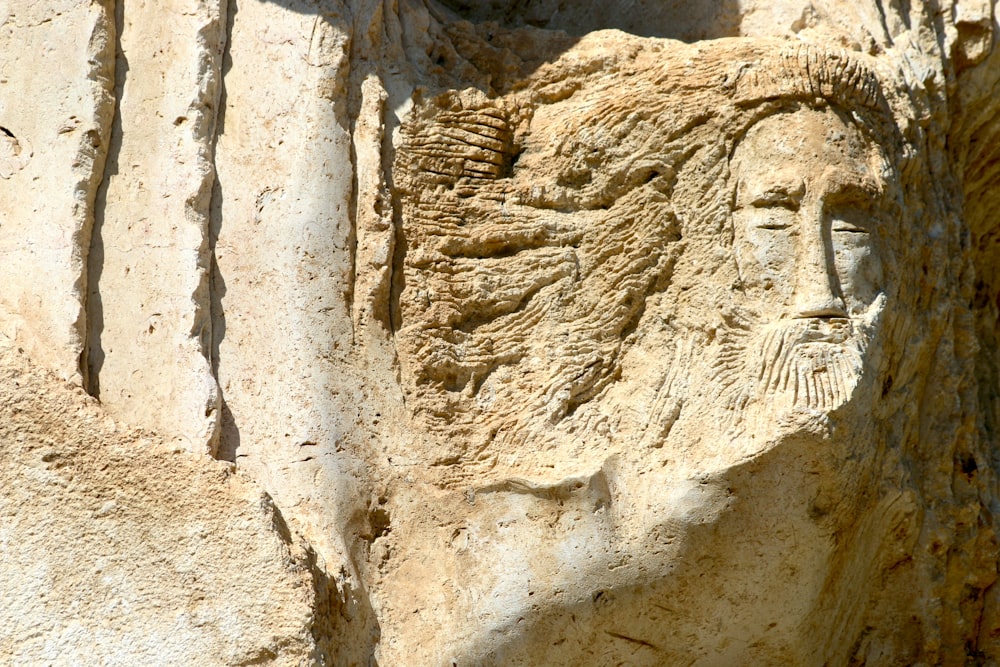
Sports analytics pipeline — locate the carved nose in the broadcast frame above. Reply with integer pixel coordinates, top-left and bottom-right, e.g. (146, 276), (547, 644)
(794, 210), (846, 319)
(794, 287), (846, 318)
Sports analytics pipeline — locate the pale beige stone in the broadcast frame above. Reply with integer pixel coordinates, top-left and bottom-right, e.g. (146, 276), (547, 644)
(211, 0), (364, 591)
(0, 0), (114, 382)
(2, 0), (1000, 664)
(0, 342), (319, 665)
(86, 0), (223, 455)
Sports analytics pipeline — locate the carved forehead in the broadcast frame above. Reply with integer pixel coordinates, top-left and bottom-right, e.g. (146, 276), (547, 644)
(731, 107), (884, 187)
(737, 107), (869, 158)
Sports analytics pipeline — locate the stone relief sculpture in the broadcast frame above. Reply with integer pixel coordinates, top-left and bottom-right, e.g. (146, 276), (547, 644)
(373, 37), (928, 664)
(397, 42), (899, 461)
(3, 0), (1000, 664)
(727, 104), (885, 413)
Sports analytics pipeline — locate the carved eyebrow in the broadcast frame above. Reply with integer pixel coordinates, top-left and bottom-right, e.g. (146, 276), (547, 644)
(749, 187), (802, 207)
(738, 179), (805, 208)
(822, 166), (883, 198)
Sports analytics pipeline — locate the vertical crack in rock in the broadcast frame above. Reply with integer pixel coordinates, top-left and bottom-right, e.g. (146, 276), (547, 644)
(0, 0), (115, 384)
(75, 0), (118, 390)
(339, 13), (360, 345)
(200, 0), (231, 459)
(190, 0), (231, 458)
(85, 0), (124, 399)
(210, 2), (378, 662)
(210, 0), (237, 462)
(350, 12), (395, 337)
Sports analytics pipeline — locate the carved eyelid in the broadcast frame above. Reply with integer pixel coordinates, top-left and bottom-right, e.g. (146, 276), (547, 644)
(828, 196), (874, 234)
(831, 220), (869, 233)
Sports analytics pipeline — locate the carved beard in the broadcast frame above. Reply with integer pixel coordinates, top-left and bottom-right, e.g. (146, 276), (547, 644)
(591, 299), (883, 451)
(712, 317), (870, 419)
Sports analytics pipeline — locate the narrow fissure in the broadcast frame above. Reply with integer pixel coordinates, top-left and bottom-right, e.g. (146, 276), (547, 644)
(209, 0), (237, 462)
(344, 12), (361, 345)
(83, 0), (126, 399)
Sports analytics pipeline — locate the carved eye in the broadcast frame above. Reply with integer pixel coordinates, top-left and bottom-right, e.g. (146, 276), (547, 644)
(757, 220), (793, 230)
(832, 221), (868, 234)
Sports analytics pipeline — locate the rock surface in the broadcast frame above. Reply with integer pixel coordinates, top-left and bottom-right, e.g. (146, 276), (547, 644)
(0, 342), (320, 665)
(87, 0), (224, 455)
(0, 0), (114, 383)
(2, 0), (1000, 665)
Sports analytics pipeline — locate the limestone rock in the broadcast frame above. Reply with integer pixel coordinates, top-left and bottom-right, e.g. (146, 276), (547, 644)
(0, 0), (114, 383)
(86, 0), (224, 455)
(0, 342), (320, 665)
(3, 0), (1000, 665)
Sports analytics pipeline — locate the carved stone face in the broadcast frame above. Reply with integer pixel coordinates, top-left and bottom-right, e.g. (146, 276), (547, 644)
(731, 106), (885, 319)
(720, 106), (889, 413)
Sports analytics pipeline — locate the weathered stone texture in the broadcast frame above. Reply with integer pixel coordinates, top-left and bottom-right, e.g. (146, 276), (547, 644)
(0, 343), (318, 665)
(86, 0), (224, 455)
(3, 0), (1000, 665)
(0, 0), (114, 382)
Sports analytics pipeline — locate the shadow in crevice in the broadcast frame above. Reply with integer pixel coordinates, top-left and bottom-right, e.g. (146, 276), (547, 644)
(307, 546), (382, 666)
(261, 0), (742, 42)
(210, 0), (240, 463)
(84, 0), (128, 398)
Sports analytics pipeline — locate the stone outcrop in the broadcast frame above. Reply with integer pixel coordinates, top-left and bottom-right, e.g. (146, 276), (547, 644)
(3, 0), (1000, 665)
(0, 0), (114, 383)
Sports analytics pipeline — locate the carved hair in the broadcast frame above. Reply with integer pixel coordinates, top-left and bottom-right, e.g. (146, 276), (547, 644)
(393, 38), (904, 465)
(732, 44), (886, 114)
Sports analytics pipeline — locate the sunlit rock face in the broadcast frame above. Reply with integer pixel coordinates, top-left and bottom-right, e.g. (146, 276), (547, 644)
(383, 39), (912, 665)
(2, 0), (1000, 665)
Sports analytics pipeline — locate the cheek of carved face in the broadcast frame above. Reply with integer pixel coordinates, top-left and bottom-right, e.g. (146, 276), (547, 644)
(731, 107), (886, 320)
(829, 203), (883, 314)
